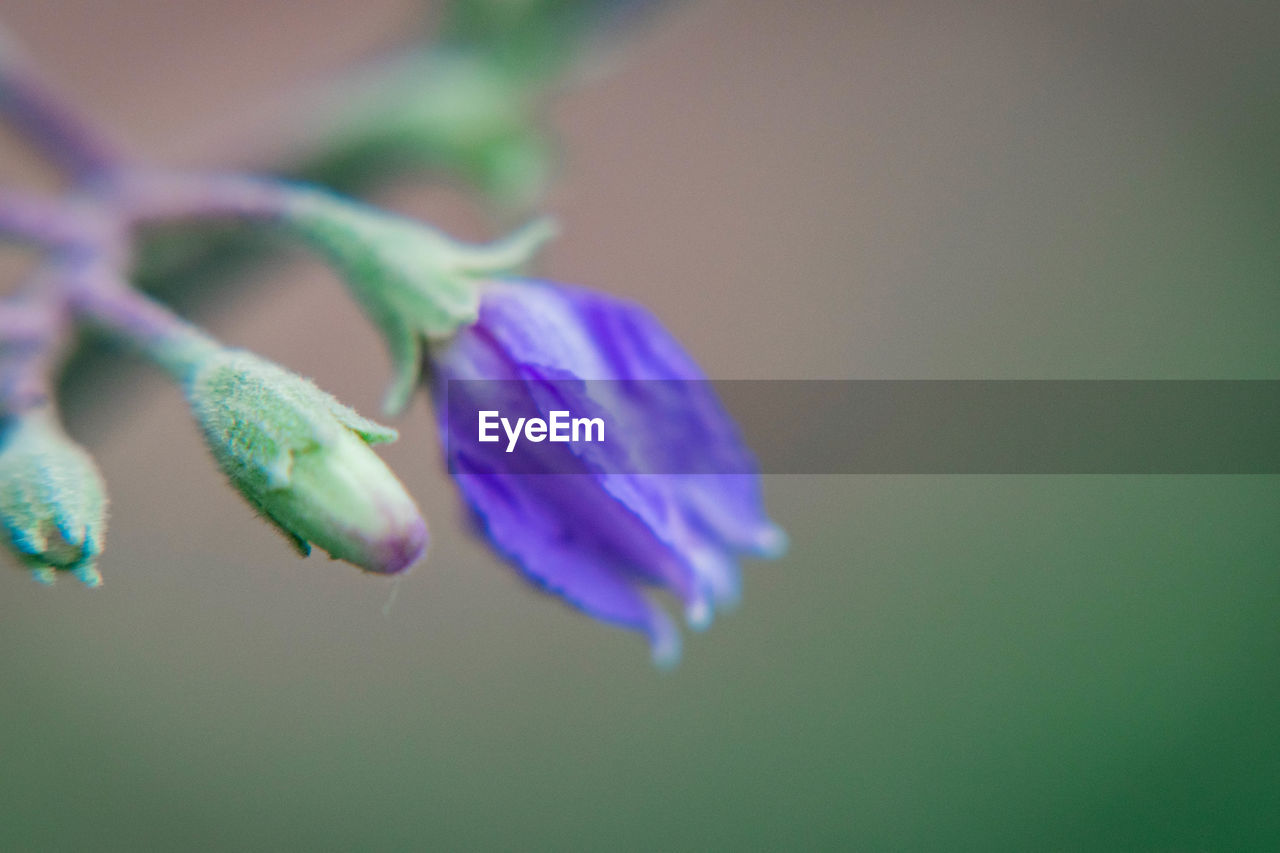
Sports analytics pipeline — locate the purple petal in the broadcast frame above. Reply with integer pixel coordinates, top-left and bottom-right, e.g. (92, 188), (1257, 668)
(430, 279), (785, 662)
(452, 454), (682, 665)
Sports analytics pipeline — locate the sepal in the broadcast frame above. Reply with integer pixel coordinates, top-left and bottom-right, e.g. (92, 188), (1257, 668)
(287, 192), (554, 413)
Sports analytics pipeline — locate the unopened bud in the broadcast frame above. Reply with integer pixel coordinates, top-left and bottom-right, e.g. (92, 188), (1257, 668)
(185, 350), (426, 574)
(0, 408), (107, 586)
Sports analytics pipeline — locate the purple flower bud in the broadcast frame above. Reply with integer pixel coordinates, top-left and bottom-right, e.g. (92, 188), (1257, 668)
(429, 280), (785, 666)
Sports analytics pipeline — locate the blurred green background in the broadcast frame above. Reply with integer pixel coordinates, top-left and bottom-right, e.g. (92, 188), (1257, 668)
(1, 1), (1278, 849)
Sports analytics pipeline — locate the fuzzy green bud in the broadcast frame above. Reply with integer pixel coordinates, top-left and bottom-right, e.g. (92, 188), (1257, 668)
(185, 349), (426, 574)
(288, 194), (555, 413)
(0, 408), (107, 586)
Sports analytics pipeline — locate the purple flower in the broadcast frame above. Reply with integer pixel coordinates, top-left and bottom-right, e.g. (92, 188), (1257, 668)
(429, 280), (785, 666)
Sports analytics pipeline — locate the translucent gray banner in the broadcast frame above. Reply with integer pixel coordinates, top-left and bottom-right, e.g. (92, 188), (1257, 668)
(441, 380), (1280, 474)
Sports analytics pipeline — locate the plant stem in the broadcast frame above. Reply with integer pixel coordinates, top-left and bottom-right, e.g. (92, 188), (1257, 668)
(0, 274), (65, 416)
(0, 300), (52, 344)
(0, 25), (127, 182)
(0, 188), (110, 250)
(67, 269), (221, 381)
(103, 170), (297, 225)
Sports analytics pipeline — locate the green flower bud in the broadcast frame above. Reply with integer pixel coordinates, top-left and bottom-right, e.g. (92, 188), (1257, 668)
(185, 350), (426, 574)
(288, 194), (555, 413)
(0, 408), (107, 586)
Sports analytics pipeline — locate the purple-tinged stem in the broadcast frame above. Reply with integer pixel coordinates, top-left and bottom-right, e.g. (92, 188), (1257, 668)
(0, 26), (127, 182)
(0, 300), (54, 346)
(0, 281), (65, 417)
(67, 267), (221, 381)
(103, 170), (299, 226)
(0, 188), (114, 250)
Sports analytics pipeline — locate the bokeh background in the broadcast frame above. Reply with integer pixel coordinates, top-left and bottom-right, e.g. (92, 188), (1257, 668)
(2, 1), (1279, 849)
